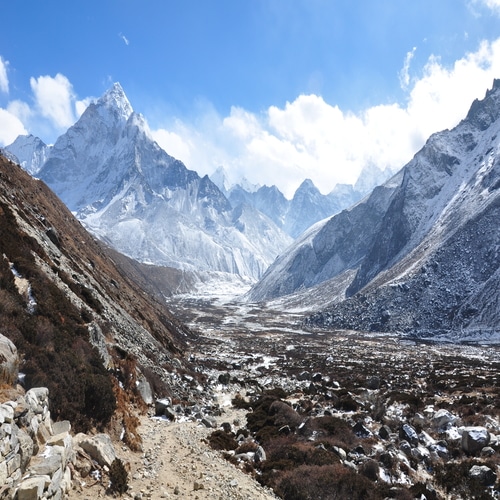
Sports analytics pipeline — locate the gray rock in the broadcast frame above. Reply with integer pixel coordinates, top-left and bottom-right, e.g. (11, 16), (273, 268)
(137, 376), (153, 405)
(0, 404), (14, 424)
(400, 424), (419, 445)
(480, 446), (495, 457)
(399, 440), (412, 457)
(461, 426), (490, 454)
(16, 475), (48, 500)
(353, 421), (372, 437)
(365, 375), (381, 390)
(29, 453), (62, 476)
(255, 445), (266, 463)
(201, 416), (217, 429)
(469, 464), (497, 486)
(432, 409), (457, 429)
(51, 420), (71, 435)
(17, 428), (34, 471)
(78, 433), (116, 467)
(378, 425), (391, 440)
(0, 334), (18, 386)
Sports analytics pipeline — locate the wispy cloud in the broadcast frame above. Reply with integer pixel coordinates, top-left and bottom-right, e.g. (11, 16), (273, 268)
(119, 33), (130, 46)
(399, 47), (417, 90)
(470, 0), (500, 15)
(0, 56), (9, 94)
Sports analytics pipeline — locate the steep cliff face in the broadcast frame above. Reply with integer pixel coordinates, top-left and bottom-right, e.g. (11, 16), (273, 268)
(303, 81), (500, 341)
(246, 172), (402, 301)
(0, 154), (194, 434)
(29, 83), (291, 280)
(248, 81), (500, 341)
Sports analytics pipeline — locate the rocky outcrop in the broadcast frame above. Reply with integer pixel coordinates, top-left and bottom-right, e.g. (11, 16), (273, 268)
(0, 336), (18, 386)
(0, 386), (71, 499)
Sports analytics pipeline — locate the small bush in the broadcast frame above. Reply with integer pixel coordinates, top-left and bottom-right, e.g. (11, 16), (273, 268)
(208, 430), (238, 451)
(275, 464), (381, 500)
(109, 458), (128, 495)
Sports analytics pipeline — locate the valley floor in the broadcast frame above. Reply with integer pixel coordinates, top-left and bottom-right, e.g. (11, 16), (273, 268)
(73, 293), (500, 499)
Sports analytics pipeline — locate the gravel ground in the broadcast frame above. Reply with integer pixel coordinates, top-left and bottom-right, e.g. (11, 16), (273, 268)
(70, 402), (279, 500)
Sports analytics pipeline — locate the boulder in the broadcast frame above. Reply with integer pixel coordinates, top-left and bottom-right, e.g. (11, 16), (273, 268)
(16, 475), (48, 500)
(468, 465), (497, 486)
(78, 433), (116, 467)
(432, 409), (457, 430)
(365, 376), (381, 390)
(255, 445), (266, 463)
(400, 424), (418, 445)
(461, 426), (490, 454)
(378, 425), (391, 440)
(17, 428), (34, 471)
(0, 334), (18, 386)
(353, 421), (372, 437)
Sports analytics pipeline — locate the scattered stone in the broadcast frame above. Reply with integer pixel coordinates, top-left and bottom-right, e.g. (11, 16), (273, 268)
(461, 427), (490, 454)
(432, 409), (457, 429)
(193, 481), (204, 490)
(400, 424), (419, 445)
(378, 425), (391, 440)
(78, 433), (116, 467)
(353, 421), (372, 437)
(468, 465), (497, 486)
(365, 376), (381, 390)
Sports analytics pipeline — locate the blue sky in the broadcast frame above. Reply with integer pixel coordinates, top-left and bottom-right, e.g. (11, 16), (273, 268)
(2, 0), (500, 196)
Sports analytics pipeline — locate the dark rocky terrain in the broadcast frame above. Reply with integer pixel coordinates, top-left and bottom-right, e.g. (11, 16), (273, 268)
(166, 294), (500, 500)
(247, 81), (500, 344)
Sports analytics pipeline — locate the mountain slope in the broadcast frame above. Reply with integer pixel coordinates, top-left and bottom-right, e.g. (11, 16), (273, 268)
(0, 153), (196, 437)
(246, 172), (402, 301)
(3, 134), (51, 175)
(249, 80), (500, 341)
(33, 83), (291, 280)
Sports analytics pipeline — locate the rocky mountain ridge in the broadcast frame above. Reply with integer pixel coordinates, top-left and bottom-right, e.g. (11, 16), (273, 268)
(248, 80), (500, 342)
(212, 164), (391, 239)
(5, 84), (292, 283)
(0, 153), (205, 439)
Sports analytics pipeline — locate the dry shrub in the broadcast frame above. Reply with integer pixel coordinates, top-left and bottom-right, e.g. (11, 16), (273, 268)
(300, 416), (358, 449)
(208, 430), (238, 451)
(434, 459), (498, 499)
(236, 440), (258, 454)
(111, 378), (143, 452)
(269, 400), (303, 428)
(275, 463), (381, 500)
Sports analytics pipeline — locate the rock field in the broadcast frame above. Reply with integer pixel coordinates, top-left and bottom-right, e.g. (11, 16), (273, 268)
(72, 295), (500, 499)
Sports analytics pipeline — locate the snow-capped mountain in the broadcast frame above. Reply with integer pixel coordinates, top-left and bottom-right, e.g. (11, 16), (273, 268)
(4, 134), (51, 175)
(248, 80), (500, 341)
(246, 172), (403, 301)
(22, 83), (291, 279)
(211, 172), (385, 240)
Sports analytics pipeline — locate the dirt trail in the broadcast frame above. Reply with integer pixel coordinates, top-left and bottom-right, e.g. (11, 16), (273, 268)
(70, 404), (278, 500)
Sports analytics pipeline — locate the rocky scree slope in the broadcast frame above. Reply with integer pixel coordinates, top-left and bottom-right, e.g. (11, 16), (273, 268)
(22, 83), (291, 280)
(0, 154), (199, 442)
(250, 80), (500, 341)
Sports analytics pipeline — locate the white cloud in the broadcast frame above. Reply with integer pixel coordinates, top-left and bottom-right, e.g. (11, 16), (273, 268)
(30, 74), (77, 129)
(152, 37), (500, 198)
(0, 56), (8, 94)
(399, 47), (417, 89)
(0, 71), (88, 146)
(0, 109), (27, 145)
(474, 0), (500, 14)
